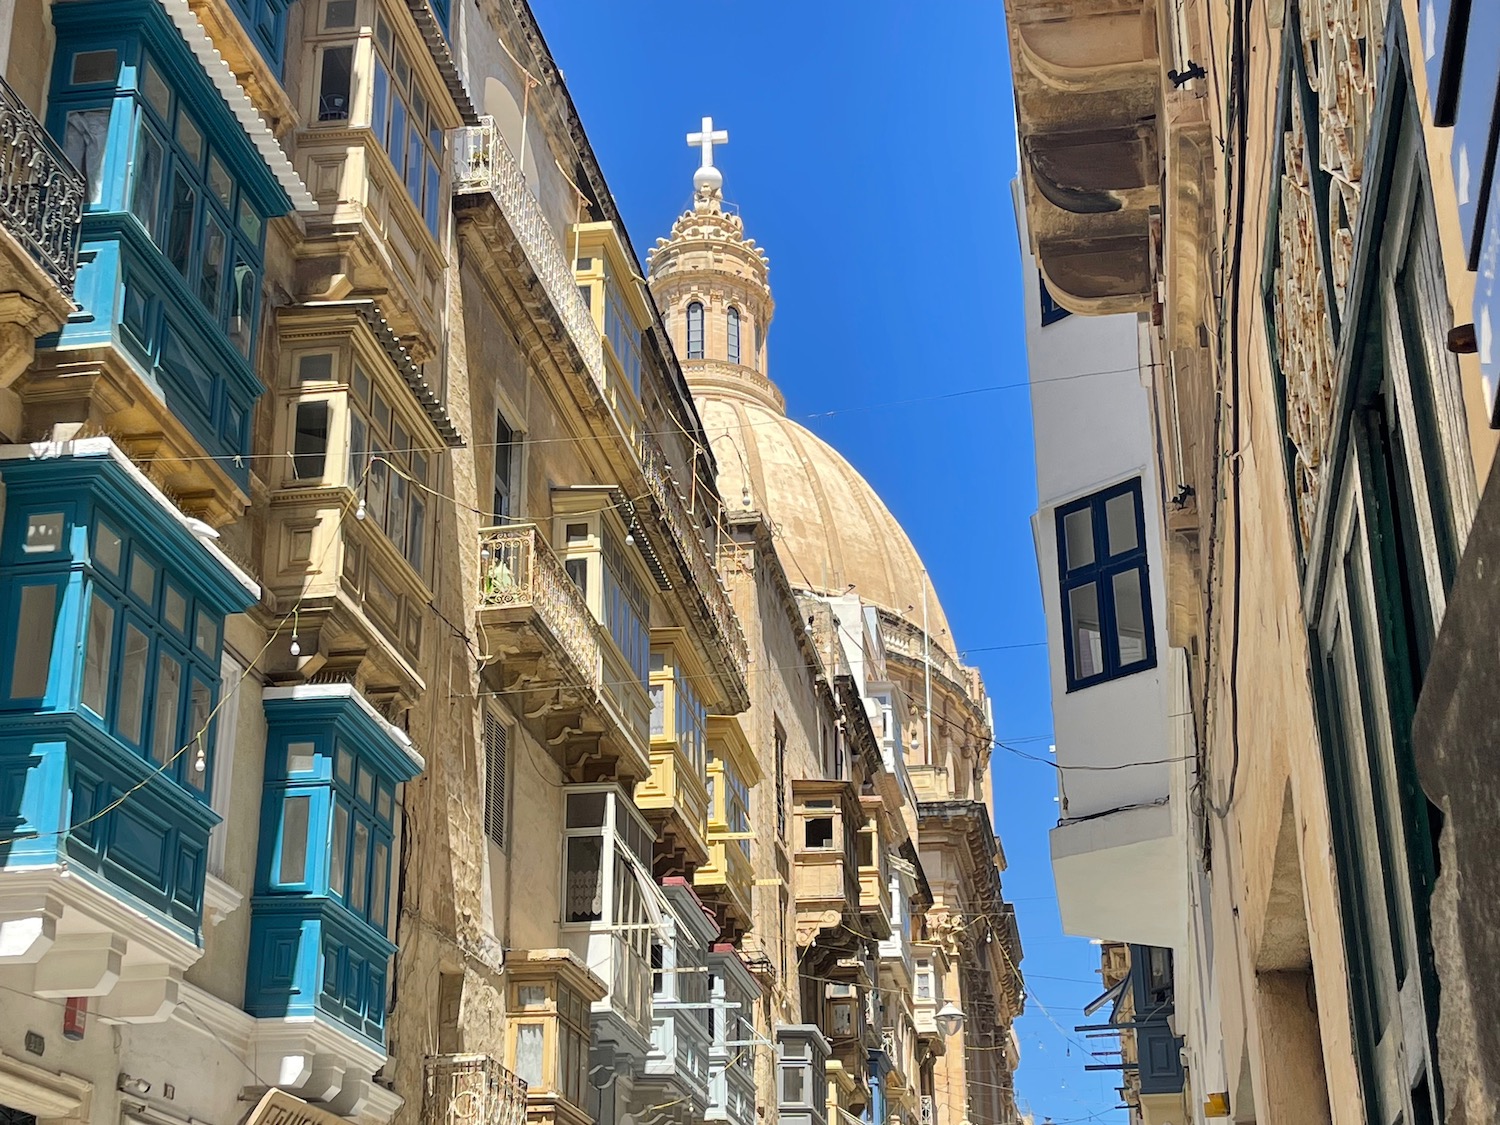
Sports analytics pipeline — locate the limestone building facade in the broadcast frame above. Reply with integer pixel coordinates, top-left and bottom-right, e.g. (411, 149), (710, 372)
(0, 5), (1024, 1125)
(1004, 0), (1500, 1121)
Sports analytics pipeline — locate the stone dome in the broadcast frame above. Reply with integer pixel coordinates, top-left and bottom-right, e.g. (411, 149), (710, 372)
(647, 171), (958, 661)
(691, 366), (958, 660)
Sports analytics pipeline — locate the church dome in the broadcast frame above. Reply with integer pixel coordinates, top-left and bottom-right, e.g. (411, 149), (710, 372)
(694, 377), (958, 658)
(647, 133), (958, 660)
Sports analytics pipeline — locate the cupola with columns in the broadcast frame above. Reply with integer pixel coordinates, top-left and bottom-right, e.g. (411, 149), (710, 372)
(648, 118), (775, 396)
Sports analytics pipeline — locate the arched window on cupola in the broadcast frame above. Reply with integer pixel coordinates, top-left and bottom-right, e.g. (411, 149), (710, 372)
(726, 306), (741, 365)
(686, 301), (704, 360)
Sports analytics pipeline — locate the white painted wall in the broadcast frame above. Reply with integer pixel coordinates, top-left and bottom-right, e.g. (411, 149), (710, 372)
(1013, 194), (1173, 824)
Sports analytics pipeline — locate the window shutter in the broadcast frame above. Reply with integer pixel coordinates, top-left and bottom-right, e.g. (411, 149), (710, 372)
(484, 711), (507, 848)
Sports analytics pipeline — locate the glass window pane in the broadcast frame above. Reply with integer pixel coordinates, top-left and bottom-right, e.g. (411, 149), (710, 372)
(152, 654), (181, 765)
(782, 1066), (805, 1105)
(325, 0), (357, 28)
(388, 472), (409, 556)
(141, 59), (171, 119)
(188, 680), (211, 789)
(406, 495), (425, 574)
(350, 819), (370, 913)
(95, 523), (123, 573)
(279, 795), (310, 883)
(71, 49), (118, 84)
(1112, 568), (1149, 666)
(1105, 491), (1140, 555)
(372, 60), (390, 147)
(377, 784), (393, 820)
(176, 110), (203, 166)
(201, 216), (227, 318)
(13, 586), (59, 699)
(349, 411), (368, 484)
(566, 791), (607, 828)
(357, 764), (374, 805)
(116, 624), (150, 744)
(229, 256), (256, 357)
(80, 593), (113, 711)
(63, 109), (110, 205)
(298, 352), (334, 382)
(195, 610), (219, 655)
(236, 198), (262, 244)
(649, 684), (665, 736)
(129, 123), (164, 240)
(331, 801), (349, 894)
(208, 154), (233, 208)
(564, 835), (603, 922)
(166, 172), (196, 276)
(287, 741), (316, 773)
(319, 45), (353, 121)
(293, 400), (330, 480)
(129, 552), (157, 605)
(164, 584), (188, 632)
(1068, 582), (1103, 681)
(336, 745), (354, 785)
(514, 1024), (544, 1087)
(371, 840), (389, 924)
(1062, 507), (1095, 571)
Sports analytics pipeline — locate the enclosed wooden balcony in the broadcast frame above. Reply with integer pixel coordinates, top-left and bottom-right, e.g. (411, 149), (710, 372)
(790, 780), (863, 949)
(857, 798), (893, 941)
(476, 525), (651, 782)
(636, 633), (712, 874)
(501, 950), (606, 1125)
(0, 71), (83, 386)
(694, 716), (760, 942)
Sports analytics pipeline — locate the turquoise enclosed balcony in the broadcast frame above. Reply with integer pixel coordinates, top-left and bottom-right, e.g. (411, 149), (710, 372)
(0, 438), (257, 1016)
(245, 683), (423, 1053)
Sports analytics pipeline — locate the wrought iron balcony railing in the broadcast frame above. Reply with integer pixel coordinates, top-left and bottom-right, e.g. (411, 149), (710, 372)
(0, 72), (83, 296)
(454, 118), (604, 386)
(423, 1054), (528, 1125)
(479, 523), (601, 692)
(919, 1095), (935, 1125)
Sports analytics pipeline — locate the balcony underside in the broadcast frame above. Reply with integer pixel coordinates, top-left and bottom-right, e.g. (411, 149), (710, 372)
(1050, 801), (1188, 947)
(1005, 0), (1162, 314)
(477, 606), (649, 783)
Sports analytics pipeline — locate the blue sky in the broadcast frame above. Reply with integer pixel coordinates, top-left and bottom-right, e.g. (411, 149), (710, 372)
(526, 2), (1125, 1119)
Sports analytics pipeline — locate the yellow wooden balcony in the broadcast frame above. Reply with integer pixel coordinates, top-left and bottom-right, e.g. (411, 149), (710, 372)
(635, 633), (712, 871)
(693, 716), (759, 940)
(501, 950), (606, 1125)
(857, 797), (893, 940)
(790, 779), (862, 948)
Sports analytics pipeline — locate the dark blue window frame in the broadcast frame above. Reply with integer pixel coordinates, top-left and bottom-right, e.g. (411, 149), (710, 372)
(1056, 478), (1156, 691)
(1039, 272), (1072, 326)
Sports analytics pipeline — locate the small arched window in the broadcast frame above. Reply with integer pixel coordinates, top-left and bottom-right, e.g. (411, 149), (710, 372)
(726, 306), (741, 365)
(686, 301), (704, 360)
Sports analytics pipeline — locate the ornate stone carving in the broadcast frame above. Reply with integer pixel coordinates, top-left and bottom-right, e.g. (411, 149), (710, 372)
(1299, 0), (1383, 313)
(1274, 93), (1338, 550)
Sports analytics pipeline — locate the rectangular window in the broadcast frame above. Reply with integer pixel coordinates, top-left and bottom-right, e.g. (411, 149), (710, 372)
(514, 1023), (544, 1087)
(201, 216), (227, 318)
(116, 624), (150, 744)
(80, 592), (114, 711)
(13, 586), (59, 699)
(188, 678), (212, 790)
(1056, 478), (1156, 690)
(331, 801), (350, 895)
(130, 122), (165, 240)
(293, 401), (330, 480)
(62, 108), (110, 204)
(166, 172), (196, 276)
(280, 795), (311, 884)
(493, 413), (517, 521)
(564, 835), (603, 922)
(153, 654), (182, 764)
(319, 45), (353, 121)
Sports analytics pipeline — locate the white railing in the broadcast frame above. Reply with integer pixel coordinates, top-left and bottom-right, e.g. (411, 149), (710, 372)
(478, 524), (601, 691)
(423, 1054), (528, 1125)
(454, 118), (605, 387)
(920, 1096), (935, 1125)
